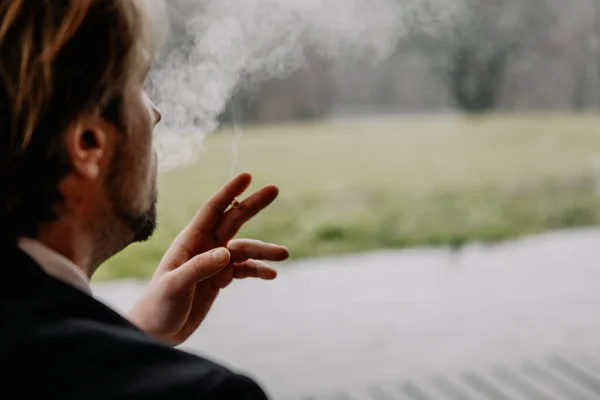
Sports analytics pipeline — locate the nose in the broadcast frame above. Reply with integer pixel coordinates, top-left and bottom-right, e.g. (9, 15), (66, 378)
(152, 103), (162, 126)
(144, 91), (162, 126)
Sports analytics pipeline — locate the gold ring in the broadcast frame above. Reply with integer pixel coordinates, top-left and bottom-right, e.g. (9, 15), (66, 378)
(230, 199), (240, 209)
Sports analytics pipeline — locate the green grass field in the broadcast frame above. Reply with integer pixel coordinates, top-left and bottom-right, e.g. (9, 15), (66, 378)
(94, 113), (600, 281)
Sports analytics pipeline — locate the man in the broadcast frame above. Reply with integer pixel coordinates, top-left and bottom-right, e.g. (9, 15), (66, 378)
(0, 1), (289, 398)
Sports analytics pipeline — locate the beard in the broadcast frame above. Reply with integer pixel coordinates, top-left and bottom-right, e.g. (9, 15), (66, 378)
(112, 177), (158, 243)
(88, 153), (158, 272)
(106, 148), (158, 246)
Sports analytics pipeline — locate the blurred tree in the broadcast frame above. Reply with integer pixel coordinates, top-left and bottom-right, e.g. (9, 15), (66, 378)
(591, 0), (600, 107)
(441, 0), (555, 114)
(448, 43), (510, 113)
(150, 0), (593, 123)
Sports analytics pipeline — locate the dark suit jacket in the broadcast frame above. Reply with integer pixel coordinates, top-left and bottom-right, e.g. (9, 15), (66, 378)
(0, 244), (269, 399)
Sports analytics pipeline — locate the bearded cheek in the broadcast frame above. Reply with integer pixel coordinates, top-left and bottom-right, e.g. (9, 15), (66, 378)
(130, 150), (155, 212)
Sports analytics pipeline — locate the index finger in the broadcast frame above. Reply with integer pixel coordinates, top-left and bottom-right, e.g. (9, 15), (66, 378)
(179, 172), (252, 245)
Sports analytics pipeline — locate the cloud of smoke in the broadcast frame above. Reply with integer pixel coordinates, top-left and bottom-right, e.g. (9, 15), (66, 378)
(150, 0), (462, 171)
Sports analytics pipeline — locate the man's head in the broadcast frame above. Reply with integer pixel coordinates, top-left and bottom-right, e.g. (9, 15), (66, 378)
(0, 0), (167, 268)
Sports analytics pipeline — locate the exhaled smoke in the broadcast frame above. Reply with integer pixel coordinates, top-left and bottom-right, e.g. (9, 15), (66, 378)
(150, 0), (462, 171)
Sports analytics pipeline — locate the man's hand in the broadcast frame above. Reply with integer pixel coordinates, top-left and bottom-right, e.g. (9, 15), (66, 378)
(127, 173), (289, 345)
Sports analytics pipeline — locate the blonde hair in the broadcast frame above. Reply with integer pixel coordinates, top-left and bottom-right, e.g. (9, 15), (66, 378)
(0, 0), (167, 240)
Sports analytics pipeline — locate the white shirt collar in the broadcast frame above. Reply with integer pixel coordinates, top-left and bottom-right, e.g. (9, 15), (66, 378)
(17, 237), (92, 295)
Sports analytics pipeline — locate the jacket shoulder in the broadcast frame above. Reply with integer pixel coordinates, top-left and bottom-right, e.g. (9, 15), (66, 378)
(1, 309), (268, 399)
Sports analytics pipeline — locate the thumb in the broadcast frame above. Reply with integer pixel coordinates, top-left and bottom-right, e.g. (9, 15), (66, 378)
(167, 248), (231, 290)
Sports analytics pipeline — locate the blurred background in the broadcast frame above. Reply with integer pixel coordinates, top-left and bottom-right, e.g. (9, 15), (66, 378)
(97, 0), (600, 279)
(93, 0), (600, 399)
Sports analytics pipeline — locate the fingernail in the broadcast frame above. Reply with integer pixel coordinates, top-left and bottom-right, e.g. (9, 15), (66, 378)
(213, 248), (230, 265)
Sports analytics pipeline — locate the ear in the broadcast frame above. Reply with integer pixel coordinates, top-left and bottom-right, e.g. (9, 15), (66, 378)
(64, 119), (107, 180)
